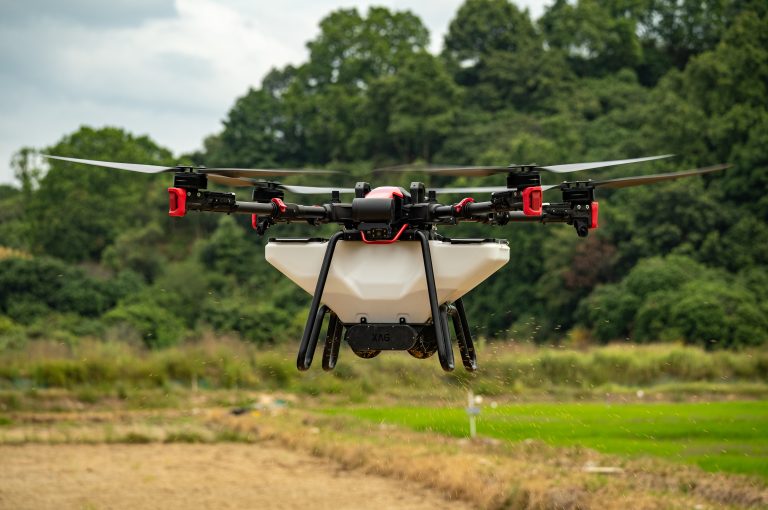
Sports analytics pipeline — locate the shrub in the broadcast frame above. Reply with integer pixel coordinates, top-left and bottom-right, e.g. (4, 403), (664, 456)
(201, 296), (299, 344)
(0, 257), (126, 321)
(104, 302), (185, 349)
(578, 284), (639, 342)
(580, 254), (768, 348)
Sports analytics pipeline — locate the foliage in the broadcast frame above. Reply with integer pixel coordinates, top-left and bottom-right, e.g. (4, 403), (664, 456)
(103, 302), (185, 349)
(580, 256), (768, 347)
(1, 2), (767, 348)
(0, 257), (130, 323)
(27, 127), (172, 261)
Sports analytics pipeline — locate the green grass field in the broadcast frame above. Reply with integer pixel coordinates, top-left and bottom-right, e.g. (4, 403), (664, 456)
(327, 401), (768, 478)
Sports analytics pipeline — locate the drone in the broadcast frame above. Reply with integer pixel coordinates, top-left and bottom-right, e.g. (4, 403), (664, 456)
(44, 154), (728, 373)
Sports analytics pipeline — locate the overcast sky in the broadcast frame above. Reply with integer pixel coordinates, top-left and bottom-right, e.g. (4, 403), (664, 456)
(0, 0), (549, 185)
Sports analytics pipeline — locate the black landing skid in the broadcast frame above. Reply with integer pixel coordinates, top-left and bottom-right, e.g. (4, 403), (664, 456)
(295, 231), (477, 372)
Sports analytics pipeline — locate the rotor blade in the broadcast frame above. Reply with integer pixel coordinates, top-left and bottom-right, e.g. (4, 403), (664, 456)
(432, 186), (508, 194)
(373, 164), (511, 177)
(432, 185), (559, 194)
(43, 155), (177, 174)
(539, 154), (674, 173)
(281, 185), (355, 195)
(201, 167), (339, 177)
(206, 174), (259, 187)
(592, 164), (730, 189)
(206, 174), (354, 194)
(375, 154), (674, 176)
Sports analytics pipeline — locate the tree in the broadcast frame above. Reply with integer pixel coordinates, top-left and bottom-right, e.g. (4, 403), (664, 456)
(444, 0), (537, 72)
(11, 147), (43, 197)
(27, 127), (173, 262)
(369, 52), (461, 161)
(443, 0), (556, 110)
(304, 7), (429, 87)
(540, 0), (642, 78)
(0, 257), (130, 322)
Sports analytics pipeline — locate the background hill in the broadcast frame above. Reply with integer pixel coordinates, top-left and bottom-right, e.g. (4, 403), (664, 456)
(1, 0), (766, 351)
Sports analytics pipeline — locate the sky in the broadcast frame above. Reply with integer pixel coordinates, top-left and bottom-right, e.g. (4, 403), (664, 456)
(0, 0), (549, 185)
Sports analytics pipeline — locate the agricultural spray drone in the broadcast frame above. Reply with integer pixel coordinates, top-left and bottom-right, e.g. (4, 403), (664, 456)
(44, 154), (728, 372)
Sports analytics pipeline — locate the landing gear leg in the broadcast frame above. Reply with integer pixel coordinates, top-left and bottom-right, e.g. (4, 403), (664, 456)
(451, 298), (477, 371)
(297, 232), (343, 371)
(322, 312), (343, 371)
(416, 230), (454, 372)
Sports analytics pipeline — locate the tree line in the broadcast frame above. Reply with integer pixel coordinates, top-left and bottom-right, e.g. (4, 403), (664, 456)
(1, 0), (766, 350)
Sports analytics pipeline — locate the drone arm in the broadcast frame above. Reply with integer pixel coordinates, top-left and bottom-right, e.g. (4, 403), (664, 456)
(229, 200), (328, 220)
(232, 201), (277, 214)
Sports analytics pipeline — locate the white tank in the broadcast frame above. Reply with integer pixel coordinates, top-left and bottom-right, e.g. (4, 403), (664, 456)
(265, 239), (510, 324)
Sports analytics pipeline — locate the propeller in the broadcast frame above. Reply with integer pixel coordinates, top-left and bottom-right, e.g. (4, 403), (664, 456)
(374, 154), (674, 177)
(589, 164), (730, 189)
(43, 155), (339, 177)
(43, 155), (350, 195)
(204, 174), (354, 195)
(430, 164), (729, 195)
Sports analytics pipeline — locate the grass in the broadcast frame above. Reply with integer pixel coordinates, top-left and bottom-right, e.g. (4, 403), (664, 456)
(326, 401), (768, 479)
(1, 404), (765, 508)
(1, 339), (767, 404)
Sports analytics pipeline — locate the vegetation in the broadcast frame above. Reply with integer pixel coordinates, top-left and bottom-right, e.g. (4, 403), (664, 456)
(1, 0), (767, 350)
(327, 401), (768, 478)
(1, 340), (766, 402)
(3, 407), (766, 510)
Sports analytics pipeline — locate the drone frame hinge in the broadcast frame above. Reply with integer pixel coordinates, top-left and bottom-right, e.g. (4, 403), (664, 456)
(355, 181), (372, 198)
(454, 197), (475, 215)
(410, 182), (426, 204)
(560, 181), (597, 237)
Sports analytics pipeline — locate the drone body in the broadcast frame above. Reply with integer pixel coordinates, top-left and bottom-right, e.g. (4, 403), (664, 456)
(44, 155), (729, 372)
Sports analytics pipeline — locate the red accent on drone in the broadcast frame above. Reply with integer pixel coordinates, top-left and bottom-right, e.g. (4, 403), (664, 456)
(271, 197), (287, 213)
(168, 187), (187, 217)
(522, 186), (543, 216)
(366, 186), (404, 199)
(360, 223), (409, 244)
(251, 214), (259, 230)
(591, 201), (599, 229)
(454, 197), (475, 213)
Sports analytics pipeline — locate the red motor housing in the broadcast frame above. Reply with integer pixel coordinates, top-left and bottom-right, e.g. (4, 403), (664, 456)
(522, 186), (543, 216)
(590, 201), (599, 229)
(168, 187), (187, 217)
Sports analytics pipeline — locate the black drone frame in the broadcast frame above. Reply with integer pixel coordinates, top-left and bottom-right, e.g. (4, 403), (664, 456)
(43, 154), (729, 373)
(168, 174), (601, 372)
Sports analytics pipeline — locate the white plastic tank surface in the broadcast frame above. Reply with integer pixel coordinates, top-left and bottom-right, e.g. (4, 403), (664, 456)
(265, 239), (510, 323)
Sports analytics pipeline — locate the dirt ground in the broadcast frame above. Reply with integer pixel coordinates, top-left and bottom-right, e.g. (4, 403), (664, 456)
(0, 443), (473, 510)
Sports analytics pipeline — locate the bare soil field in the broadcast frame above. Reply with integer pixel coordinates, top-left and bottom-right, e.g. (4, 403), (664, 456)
(0, 443), (471, 510)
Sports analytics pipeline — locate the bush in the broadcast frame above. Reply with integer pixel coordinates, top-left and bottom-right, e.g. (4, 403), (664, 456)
(201, 296), (300, 344)
(623, 255), (706, 299)
(578, 284), (639, 342)
(579, 254), (768, 348)
(104, 302), (185, 349)
(0, 257), (131, 321)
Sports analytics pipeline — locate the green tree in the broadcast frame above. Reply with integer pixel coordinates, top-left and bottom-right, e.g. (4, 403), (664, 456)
(0, 257), (132, 322)
(540, 0), (642, 78)
(369, 52), (461, 161)
(27, 127), (173, 262)
(304, 7), (429, 87)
